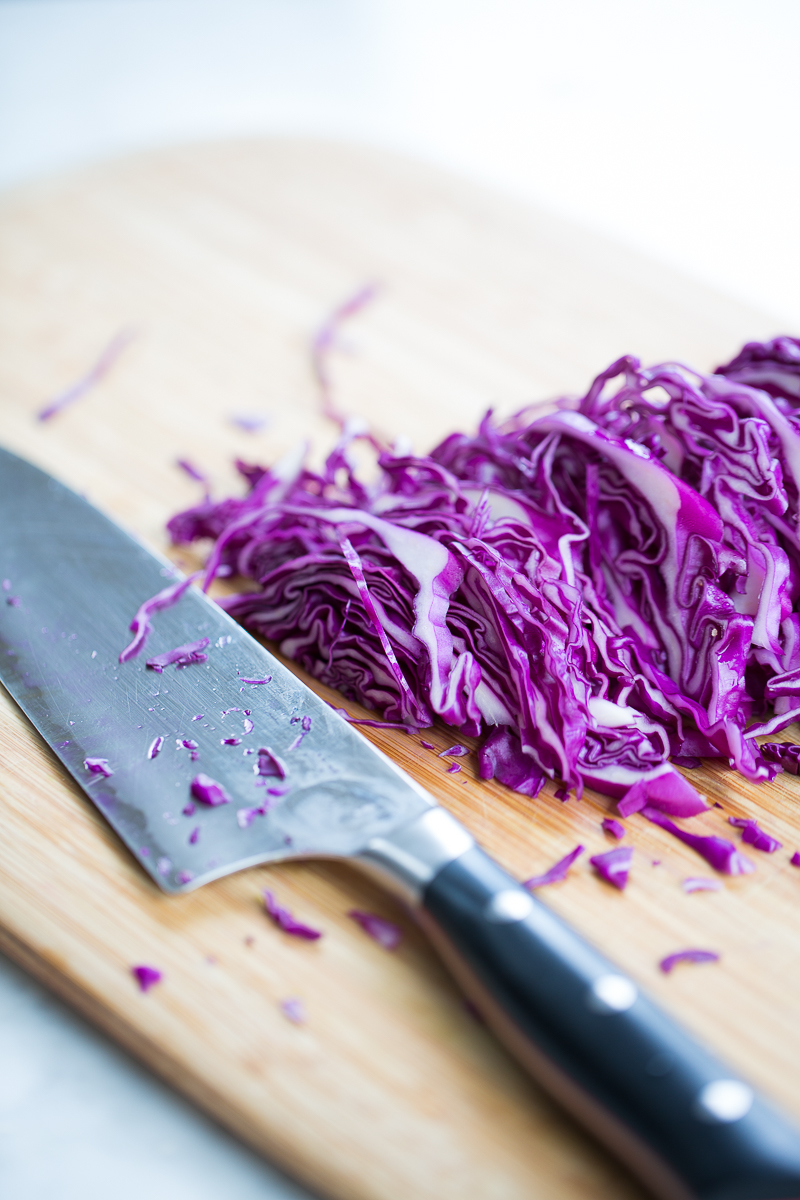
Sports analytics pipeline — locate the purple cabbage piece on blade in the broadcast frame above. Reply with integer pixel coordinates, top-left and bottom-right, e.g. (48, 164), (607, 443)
(254, 747), (287, 779)
(641, 806), (755, 875)
(728, 816), (783, 853)
(119, 571), (201, 663)
(524, 844), (584, 889)
(131, 965), (162, 992)
(263, 890), (322, 940)
(659, 949), (719, 974)
(190, 773), (232, 806)
(146, 637), (209, 672)
(84, 757), (112, 778)
(590, 847), (632, 890)
(348, 909), (403, 950)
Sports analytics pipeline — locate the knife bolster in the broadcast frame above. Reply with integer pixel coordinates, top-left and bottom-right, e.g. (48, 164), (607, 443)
(355, 807), (474, 903)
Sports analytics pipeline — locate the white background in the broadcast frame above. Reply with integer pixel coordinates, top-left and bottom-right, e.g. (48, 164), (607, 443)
(1, 2), (798, 1197)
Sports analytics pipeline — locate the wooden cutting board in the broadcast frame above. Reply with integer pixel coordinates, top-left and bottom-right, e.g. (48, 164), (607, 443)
(0, 139), (798, 1200)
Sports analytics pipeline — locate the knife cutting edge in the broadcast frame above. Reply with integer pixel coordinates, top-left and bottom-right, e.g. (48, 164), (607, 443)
(1, 445), (799, 1200)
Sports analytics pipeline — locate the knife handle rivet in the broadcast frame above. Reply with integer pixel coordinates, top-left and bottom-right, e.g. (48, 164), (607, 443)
(484, 889), (534, 923)
(693, 1080), (753, 1124)
(586, 974), (638, 1014)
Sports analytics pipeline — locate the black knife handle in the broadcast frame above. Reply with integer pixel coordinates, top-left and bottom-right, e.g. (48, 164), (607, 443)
(421, 846), (800, 1200)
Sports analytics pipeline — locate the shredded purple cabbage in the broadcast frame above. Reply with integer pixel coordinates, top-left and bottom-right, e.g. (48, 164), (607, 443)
(348, 909), (403, 950)
(659, 948), (720, 973)
(177, 459), (209, 487)
(590, 846), (632, 890)
(728, 816), (783, 853)
(524, 844), (584, 888)
(263, 890), (322, 939)
(641, 805), (755, 875)
(439, 744), (468, 757)
(791, 851), (800, 867)
(131, 964), (162, 992)
(146, 637), (209, 672)
(602, 817), (626, 839)
(239, 677), (272, 685)
(84, 757), (112, 778)
(164, 320), (800, 806)
(188, 826), (200, 844)
(190, 773), (232, 806)
(231, 413), (270, 433)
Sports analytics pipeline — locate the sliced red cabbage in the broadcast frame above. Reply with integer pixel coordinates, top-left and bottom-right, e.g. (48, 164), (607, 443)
(119, 571), (201, 663)
(38, 328), (134, 421)
(446, 762), (461, 773)
(237, 804), (267, 828)
(146, 637), (210, 672)
(439, 745), (468, 757)
(131, 964), (162, 992)
(524, 844), (584, 888)
(728, 816), (783, 853)
(84, 757), (112, 778)
(182, 801), (196, 816)
(420, 740), (435, 750)
(243, 717), (254, 734)
(188, 826), (200, 844)
(602, 818), (626, 839)
(239, 677), (272, 685)
(590, 846), (632, 890)
(190, 773), (232, 806)
(177, 870), (194, 884)
(166, 323), (800, 805)
(263, 889), (322, 939)
(792, 852), (800, 867)
(659, 948), (720, 973)
(221, 736), (242, 746)
(682, 877), (722, 893)
(641, 805), (755, 875)
(348, 909), (403, 950)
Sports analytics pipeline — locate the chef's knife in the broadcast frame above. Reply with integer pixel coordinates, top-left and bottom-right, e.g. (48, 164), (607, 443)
(1, 445), (799, 1200)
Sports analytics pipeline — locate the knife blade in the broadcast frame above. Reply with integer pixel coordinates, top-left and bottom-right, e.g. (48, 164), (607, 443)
(2, 445), (800, 1200)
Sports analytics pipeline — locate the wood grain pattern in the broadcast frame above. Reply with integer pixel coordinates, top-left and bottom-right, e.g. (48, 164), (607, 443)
(0, 140), (797, 1200)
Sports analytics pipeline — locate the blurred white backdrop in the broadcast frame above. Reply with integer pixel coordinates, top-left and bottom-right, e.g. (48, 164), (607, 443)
(0, 2), (798, 1197)
(2, 0), (799, 325)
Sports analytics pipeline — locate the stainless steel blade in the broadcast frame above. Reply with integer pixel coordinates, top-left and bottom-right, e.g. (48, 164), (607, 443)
(0, 447), (432, 893)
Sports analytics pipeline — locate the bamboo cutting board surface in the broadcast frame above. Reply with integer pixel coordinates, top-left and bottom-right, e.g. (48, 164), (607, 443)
(0, 140), (798, 1200)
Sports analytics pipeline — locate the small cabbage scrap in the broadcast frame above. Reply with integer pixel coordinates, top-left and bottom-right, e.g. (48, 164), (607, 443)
(131, 964), (162, 992)
(263, 889), (322, 940)
(84, 757), (112, 778)
(602, 818), (626, 839)
(146, 638), (209, 672)
(659, 948), (719, 973)
(524, 844), (584, 888)
(641, 806), (754, 875)
(348, 909), (403, 950)
(728, 816), (783, 853)
(760, 743), (800, 774)
(190, 773), (232, 806)
(590, 846), (632, 890)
